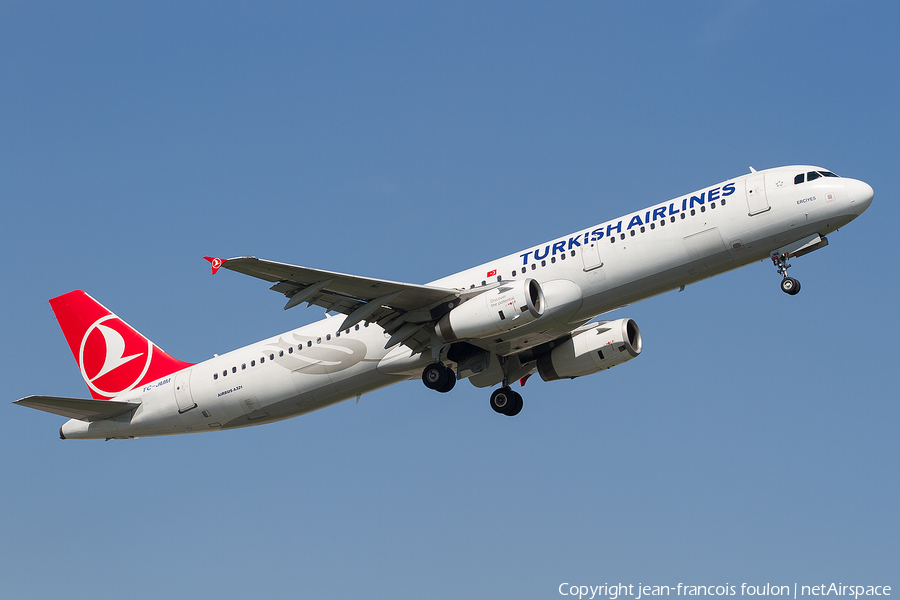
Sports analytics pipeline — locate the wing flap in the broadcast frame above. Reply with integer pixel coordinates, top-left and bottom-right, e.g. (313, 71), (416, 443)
(207, 256), (464, 351)
(218, 256), (458, 312)
(14, 395), (141, 422)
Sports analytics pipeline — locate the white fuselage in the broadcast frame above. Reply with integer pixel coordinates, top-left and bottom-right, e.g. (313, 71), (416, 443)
(61, 166), (873, 439)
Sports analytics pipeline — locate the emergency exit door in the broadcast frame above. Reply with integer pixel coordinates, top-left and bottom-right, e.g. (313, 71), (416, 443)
(581, 240), (603, 271)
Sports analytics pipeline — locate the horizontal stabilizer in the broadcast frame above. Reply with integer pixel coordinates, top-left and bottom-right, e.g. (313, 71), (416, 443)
(14, 395), (141, 422)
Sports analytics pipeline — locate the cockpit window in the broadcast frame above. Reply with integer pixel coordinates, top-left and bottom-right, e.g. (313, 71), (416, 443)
(795, 170), (840, 185)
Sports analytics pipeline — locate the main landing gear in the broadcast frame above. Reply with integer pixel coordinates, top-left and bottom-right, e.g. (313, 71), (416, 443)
(772, 254), (801, 296)
(421, 358), (524, 417)
(490, 387), (523, 417)
(422, 362), (456, 393)
(489, 354), (524, 417)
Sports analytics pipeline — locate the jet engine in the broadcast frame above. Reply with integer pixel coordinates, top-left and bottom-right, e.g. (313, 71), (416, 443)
(436, 279), (545, 343)
(537, 318), (642, 381)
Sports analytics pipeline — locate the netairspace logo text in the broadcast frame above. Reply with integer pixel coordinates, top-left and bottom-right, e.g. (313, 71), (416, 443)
(558, 584), (892, 600)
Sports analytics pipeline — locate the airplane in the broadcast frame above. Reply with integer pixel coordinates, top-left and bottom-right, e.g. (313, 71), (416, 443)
(15, 165), (874, 439)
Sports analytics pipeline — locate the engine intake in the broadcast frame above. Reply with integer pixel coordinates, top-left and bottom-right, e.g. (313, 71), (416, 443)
(537, 318), (642, 381)
(436, 279), (545, 343)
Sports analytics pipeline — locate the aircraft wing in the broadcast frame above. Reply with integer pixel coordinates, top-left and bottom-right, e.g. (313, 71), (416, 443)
(15, 396), (141, 422)
(205, 256), (466, 352)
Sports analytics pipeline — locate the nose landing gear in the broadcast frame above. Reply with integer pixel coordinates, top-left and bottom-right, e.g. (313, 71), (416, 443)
(780, 276), (801, 295)
(772, 254), (801, 295)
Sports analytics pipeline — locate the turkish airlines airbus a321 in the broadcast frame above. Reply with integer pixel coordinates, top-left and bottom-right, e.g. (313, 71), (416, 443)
(16, 166), (874, 439)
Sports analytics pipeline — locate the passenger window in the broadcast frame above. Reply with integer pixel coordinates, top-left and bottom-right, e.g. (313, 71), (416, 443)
(551, 257), (556, 264)
(307, 340), (313, 347)
(512, 270), (517, 277)
(251, 360), (256, 367)
(807, 171), (821, 181)
(570, 250), (576, 257)
(241, 363), (246, 370)
(288, 347), (293, 354)
(690, 209), (696, 216)
(232, 366), (237, 374)
(640, 226), (645, 233)
(326, 334), (331, 341)
(710, 202), (716, 209)
(630, 230), (635, 237)
(794, 173), (805, 185)
(260, 357), (265, 363)
(355, 325), (360, 331)
(270, 354), (274, 360)
(701, 205), (706, 213)
(681, 213), (686, 219)
(560, 253), (565, 260)
(721, 199), (726, 206)
(620, 233), (625, 240)
(650, 222), (655, 230)
(670, 216), (675, 223)
(280, 350), (285, 357)
(213, 373), (218, 380)
(336, 331), (340, 337)
(541, 260), (546, 267)
(317, 337), (322, 344)
(481, 281), (486, 286)
(223, 370), (227, 377)
(531, 264), (536, 270)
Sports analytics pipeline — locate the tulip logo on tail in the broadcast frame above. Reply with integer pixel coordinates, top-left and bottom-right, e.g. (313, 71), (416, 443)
(49, 290), (195, 400)
(79, 315), (153, 398)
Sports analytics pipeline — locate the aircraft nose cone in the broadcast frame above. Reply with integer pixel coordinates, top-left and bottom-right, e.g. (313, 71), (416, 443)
(846, 178), (874, 215)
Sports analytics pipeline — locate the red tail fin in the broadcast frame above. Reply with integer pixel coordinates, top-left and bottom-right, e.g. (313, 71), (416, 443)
(49, 291), (194, 400)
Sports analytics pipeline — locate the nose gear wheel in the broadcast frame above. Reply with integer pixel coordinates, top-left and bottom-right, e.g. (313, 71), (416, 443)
(780, 277), (801, 295)
(772, 254), (801, 295)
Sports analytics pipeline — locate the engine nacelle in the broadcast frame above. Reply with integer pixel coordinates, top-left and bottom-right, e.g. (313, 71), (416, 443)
(436, 279), (545, 343)
(537, 318), (642, 381)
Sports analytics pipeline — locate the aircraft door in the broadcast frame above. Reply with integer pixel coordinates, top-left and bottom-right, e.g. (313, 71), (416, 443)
(174, 369), (197, 414)
(745, 174), (770, 215)
(581, 240), (603, 271)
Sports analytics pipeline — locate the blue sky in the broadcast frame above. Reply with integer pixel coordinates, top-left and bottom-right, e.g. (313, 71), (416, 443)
(2, 2), (897, 598)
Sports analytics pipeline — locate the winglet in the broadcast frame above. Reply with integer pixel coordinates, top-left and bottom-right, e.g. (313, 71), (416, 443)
(204, 256), (227, 275)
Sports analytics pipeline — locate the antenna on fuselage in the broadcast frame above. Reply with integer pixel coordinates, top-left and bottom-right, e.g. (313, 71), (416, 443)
(749, 166), (757, 173)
